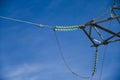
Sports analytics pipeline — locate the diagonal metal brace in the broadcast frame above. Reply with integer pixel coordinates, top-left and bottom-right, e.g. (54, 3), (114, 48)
(81, 28), (98, 47)
(92, 24), (120, 38)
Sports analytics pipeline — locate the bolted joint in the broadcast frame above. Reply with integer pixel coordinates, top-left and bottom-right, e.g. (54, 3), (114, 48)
(79, 25), (86, 29)
(91, 44), (99, 47)
(102, 41), (109, 45)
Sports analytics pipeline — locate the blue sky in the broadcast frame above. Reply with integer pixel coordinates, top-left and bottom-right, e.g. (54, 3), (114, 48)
(0, 0), (120, 80)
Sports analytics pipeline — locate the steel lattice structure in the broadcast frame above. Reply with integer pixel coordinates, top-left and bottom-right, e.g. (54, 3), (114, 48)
(0, 0), (120, 80)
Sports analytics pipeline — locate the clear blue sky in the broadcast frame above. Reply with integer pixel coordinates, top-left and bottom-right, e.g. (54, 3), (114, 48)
(0, 0), (120, 80)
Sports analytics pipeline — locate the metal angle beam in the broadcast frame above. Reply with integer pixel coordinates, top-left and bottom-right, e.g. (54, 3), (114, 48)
(80, 24), (120, 47)
(92, 24), (120, 38)
(104, 32), (120, 42)
(82, 28), (97, 46)
(93, 16), (120, 24)
(111, 9), (120, 24)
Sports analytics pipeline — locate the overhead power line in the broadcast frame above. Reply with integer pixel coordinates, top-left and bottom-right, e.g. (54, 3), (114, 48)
(54, 31), (90, 79)
(0, 16), (52, 28)
(0, 1), (120, 80)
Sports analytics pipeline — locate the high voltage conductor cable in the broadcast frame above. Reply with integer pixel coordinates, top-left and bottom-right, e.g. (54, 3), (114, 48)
(98, 15), (112, 80)
(0, 16), (52, 28)
(99, 46), (107, 80)
(53, 30), (90, 79)
(0, 1), (119, 80)
(0, 15), (120, 31)
(98, 17), (111, 80)
(0, 16), (81, 30)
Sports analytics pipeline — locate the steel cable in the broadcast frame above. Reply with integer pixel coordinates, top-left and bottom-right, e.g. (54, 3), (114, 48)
(53, 30), (90, 79)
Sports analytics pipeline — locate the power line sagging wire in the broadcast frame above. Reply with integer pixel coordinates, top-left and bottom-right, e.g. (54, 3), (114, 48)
(99, 46), (107, 80)
(0, 16), (53, 28)
(53, 30), (90, 79)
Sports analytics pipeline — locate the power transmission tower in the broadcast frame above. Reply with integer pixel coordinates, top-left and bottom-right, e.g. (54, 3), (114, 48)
(0, 0), (119, 80)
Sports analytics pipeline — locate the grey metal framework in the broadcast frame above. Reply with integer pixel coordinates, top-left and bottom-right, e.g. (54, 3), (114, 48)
(79, 4), (120, 47)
